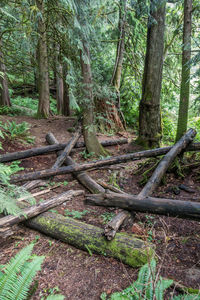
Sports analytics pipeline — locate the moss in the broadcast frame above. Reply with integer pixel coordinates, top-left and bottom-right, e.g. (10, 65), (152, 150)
(27, 214), (155, 268)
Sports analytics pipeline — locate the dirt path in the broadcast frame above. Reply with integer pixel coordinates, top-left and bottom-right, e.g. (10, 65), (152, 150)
(0, 115), (200, 299)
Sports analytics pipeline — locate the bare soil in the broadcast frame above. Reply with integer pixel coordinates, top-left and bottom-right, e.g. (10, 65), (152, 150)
(0, 115), (200, 299)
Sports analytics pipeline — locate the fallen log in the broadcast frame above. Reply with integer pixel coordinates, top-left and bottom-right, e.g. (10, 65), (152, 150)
(52, 128), (81, 169)
(46, 132), (105, 194)
(138, 128), (196, 199)
(0, 190), (84, 228)
(11, 139), (200, 184)
(46, 133), (130, 240)
(25, 211), (154, 267)
(97, 180), (127, 194)
(0, 138), (128, 163)
(104, 210), (131, 241)
(22, 180), (47, 191)
(86, 192), (200, 221)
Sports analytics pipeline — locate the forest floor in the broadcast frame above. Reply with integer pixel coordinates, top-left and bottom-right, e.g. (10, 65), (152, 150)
(0, 115), (200, 299)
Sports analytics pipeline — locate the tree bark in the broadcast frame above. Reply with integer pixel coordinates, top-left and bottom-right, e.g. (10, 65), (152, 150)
(0, 190), (84, 228)
(80, 41), (107, 156)
(25, 211), (154, 267)
(86, 192), (200, 221)
(138, 0), (166, 148)
(176, 0), (192, 141)
(0, 38), (11, 107)
(138, 128), (196, 199)
(36, 0), (50, 118)
(51, 128), (81, 169)
(62, 64), (71, 116)
(0, 137), (128, 163)
(55, 45), (64, 114)
(46, 132), (105, 194)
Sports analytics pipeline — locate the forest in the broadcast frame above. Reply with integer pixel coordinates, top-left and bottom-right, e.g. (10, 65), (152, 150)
(0, 0), (200, 299)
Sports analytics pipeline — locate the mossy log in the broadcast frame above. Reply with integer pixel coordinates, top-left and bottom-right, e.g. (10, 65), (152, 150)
(0, 138), (128, 163)
(25, 212), (154, 267)
(138, 128), (196, 199)
(86, 192), (200, 221)
(46, 132), (105, 194)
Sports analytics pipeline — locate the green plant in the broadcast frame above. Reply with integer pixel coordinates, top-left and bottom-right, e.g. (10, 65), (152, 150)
(101, 212), (115, 224)
(0, 244), (64, 300)
(0, 121), (34, 144)
(101, 259), (200, 300)
(64, 209), (89, 219)
(0, 162), (35, 215)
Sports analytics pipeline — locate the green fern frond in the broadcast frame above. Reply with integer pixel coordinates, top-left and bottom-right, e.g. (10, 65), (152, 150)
(6, 255), (45, 300)
(0, 244), (34, 299)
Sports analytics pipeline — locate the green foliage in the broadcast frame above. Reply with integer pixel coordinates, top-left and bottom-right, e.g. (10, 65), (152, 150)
(0, 244), (65, 300)
(101, 258), (173, 300)
(64, 209), (89, 219)
(101, 212), (115, 224)
(0, 121), (34, 144)
(0, 244), (44, 300)
(0, 106), (29, 117)
(0, 162), (35, 215)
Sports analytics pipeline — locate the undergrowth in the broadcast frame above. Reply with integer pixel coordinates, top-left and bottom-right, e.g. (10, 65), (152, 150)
(0, 121), (34, 144)
(0, 244), (64, 300)
(101, 259), (200, 300)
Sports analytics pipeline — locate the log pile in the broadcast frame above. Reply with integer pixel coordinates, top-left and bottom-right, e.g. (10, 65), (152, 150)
(1, 127), (199, 268)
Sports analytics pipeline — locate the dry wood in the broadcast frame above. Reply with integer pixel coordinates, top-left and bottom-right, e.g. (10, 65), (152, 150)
(0, 138), (128, 163)
(46, 132), (105, 194)
(104, 211), (131, 240)
(0, 190), (84, 228)
(17, 185), (61, 202)
(52, 128), (81, 169)
(86, 192), (200, 221)
(22, 180), (47, 191)
(138, 128), (196, 199)
(12, 139), (200, 184)
(25, 211), (154, 267)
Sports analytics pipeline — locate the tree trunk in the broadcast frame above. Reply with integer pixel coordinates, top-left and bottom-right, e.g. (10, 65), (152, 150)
(86, 192), (200, 221)
(62, 64), (71, 116)
(25, 211), (154, 267)
(138, 0), (166, 148)
(0, 38), (11, 107)
(56, 47), (64, 114)
(176, 0), (192, 141)
(0, 190), (83, 228)
(111, 0), (127, 128)
(36, 0), (50, 118)
(80, 41), (107, 156)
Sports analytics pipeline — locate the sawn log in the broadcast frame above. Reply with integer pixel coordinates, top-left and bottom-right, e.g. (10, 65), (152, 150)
(86, 192), (200, 221)
(25, 211), (154, 267)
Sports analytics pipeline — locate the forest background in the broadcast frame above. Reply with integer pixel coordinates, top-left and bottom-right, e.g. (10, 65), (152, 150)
(0, 0), (200, 151)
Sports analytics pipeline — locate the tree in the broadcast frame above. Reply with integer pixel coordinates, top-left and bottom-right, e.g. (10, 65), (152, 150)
(36, 0), (50, 118)
(138, 0), (166, 148)
(80, 40), (107, 156)
(0, 37), (11, 107)
(176, 0), (192, 141)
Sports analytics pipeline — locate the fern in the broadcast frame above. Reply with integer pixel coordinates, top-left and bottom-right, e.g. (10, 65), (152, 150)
(0, 162), (35, 215)
(0, 244), (65, 300)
